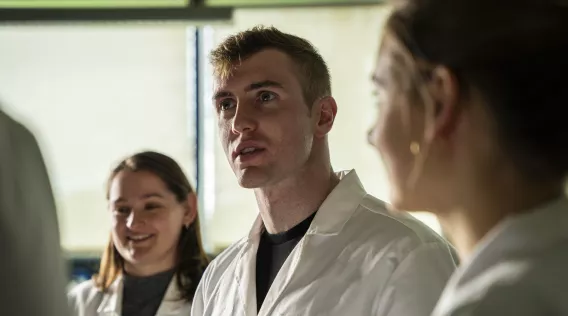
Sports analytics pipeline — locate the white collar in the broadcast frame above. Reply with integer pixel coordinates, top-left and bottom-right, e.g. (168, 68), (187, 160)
(433, 196), (568, 316)
(458, 196), (568, 285)
(247, 169), (367, 241)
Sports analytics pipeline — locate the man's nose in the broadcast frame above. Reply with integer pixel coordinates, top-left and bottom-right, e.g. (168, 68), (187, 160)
(231, 103), (258, 134)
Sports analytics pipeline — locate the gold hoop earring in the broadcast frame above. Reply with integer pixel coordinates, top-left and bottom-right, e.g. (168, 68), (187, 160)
(410, 142), (421, 155)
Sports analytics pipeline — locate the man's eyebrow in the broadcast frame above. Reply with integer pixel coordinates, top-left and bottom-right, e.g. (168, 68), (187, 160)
(213, 91), (233, 101)
(213, 80), (284, 101)
(245, 80), (284, 92)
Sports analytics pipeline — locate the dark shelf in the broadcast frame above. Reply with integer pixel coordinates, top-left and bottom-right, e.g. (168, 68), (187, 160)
(0, 6), (232, 23)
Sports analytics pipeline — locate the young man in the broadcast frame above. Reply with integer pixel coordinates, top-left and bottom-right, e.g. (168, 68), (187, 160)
(192, 26), (457, 316)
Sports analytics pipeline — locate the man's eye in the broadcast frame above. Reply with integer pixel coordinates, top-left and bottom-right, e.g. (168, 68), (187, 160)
(219, 99), (236, 111)
(259, 91), (276, 102)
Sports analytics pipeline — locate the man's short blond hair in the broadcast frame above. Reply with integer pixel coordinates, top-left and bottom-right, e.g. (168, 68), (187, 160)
(210, 26), (331, 107)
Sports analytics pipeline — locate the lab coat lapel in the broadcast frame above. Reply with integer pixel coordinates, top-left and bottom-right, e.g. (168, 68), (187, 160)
(97, 277), (123, 316)
(258, 170), (367, 315)
(236, 215), (263, 316)
(155, 276), (188, 315)
(257, 233), (309, 316)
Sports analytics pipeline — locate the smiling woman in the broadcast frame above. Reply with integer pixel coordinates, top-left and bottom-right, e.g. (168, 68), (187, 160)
(68, 151), (209, 316)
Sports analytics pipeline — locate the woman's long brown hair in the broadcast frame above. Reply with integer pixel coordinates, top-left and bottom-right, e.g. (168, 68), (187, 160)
(93, 151), (209, 301)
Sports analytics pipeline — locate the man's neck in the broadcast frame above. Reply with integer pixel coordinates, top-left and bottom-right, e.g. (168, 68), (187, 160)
(254, 164), (340, 234)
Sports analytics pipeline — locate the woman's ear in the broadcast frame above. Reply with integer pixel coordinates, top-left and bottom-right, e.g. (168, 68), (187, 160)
(182, 192), (198, 227)
(311, 96), (338, 138)
(426, 66), (461, 141)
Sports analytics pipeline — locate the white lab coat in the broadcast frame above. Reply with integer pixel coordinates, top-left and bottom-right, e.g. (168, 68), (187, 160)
(432, 197), (568, 316)
(68, 275), (192, 316)
(0, 110), (69, 316)
(192, 170), (457, 316)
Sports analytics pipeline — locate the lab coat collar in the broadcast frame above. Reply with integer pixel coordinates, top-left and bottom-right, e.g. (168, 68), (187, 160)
(247, 169), (367, 240)
(239, 170), (366, 316)
(309, 169), (367, 235)
(97, 277), (122, 315)
(460, 196), (568, 283)
(97, 274), (187, 315)
(156, 276), (187, 315)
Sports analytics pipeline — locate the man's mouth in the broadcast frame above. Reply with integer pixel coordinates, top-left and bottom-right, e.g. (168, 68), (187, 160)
(239, 147), (265, 156)
(232, 140), (267, 161)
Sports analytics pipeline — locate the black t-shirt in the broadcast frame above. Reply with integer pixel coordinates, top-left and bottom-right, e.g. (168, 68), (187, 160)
(255, 212), (317, 312)
(122, 268), (175, 316)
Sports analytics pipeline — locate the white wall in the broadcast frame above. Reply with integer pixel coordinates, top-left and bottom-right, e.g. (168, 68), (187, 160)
(0, 10), (441, 254)
(206, 5), (440, 250)
(0, 25), (195, 252)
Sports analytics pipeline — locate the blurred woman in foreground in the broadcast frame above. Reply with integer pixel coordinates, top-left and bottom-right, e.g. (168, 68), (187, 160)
(368, 0), (568, 315)
(68, 151), (209, 316)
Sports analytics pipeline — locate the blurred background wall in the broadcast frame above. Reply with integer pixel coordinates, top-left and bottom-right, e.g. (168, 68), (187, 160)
(0, 2), (440, 261)
(0, 25), (196, 252)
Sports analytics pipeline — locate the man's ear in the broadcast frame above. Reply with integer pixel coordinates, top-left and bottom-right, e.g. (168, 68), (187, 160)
(183, 192), (198, 227)
(311, 96), (338, 138)
(426, 66), (461, 141)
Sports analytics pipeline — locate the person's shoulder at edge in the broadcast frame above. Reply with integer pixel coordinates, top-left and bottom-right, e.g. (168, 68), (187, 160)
(440, 247), (568, 316)
(442, 278), (547, 316)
